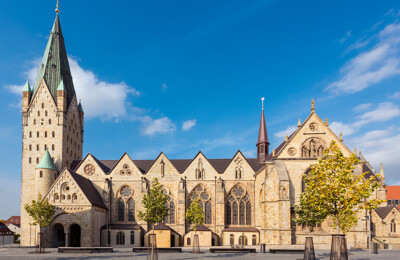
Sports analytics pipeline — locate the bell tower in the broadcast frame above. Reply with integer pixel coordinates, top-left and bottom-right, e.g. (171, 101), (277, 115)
(20, 6), (84, 246)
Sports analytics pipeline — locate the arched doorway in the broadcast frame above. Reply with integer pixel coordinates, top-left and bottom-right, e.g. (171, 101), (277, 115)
(70, 224), (81, 247)
(52, 223), (65, 247)
(171, 234), (175, 247)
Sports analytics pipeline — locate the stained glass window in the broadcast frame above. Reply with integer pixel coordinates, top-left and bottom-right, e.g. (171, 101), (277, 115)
(226, 185), (251, 226)
(118, 199), (125, 221)
(246, 201), (251, 225)
(239, 201), (245, 225)
(116, 232), (125, 245)
(232, 201), (238, 225)
(128, 199), (135, 221)
(189, 185), (212, 224)
(170, 201), (175, 224)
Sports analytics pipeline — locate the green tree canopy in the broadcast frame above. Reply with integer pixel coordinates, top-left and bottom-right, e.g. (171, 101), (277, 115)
(295, 141), (383, 234)
(24, 193), (55, 228)
(185, 197), (205, 233)
(138, 178), (169, 233)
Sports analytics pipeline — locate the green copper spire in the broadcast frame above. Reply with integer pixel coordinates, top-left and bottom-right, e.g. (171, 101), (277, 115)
(78, 101), (84, 113)
(36, 150), (58, 171)
(32, 14), (75, 106)
(57, 78), (67, 93)
(22, 80), (32, 93)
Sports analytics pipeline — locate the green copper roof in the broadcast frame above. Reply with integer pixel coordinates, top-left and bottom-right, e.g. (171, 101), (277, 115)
(36, 150), (58, 171)
(57, 79), (67, 92)
(32, 14), (75, 106)
(22, 80), (32, 93)
(78, 101), (84, 113)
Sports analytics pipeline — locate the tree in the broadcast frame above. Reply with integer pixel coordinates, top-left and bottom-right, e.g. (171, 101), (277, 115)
(185, 197), (205, 234)
(24, 193), (55, 252)
(138, 178), (169, 234)
(298, 141), (383, 234)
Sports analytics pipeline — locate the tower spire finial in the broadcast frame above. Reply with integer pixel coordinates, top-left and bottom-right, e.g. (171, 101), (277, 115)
(311, 99), (315, 112)
(261, 97), (265, 111)
(55, 0), (60, 14)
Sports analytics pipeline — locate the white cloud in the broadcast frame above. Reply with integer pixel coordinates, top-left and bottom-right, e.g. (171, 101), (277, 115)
(347, 127), (400, 185)
(330, 102), (400, 136)
(392, 91), (400, 98)
(330, 121), (356, 136)
(140, 116), (176, 135)
(274, 125), (297, 139)
(339, 30), (352, 44)
(327, 22), (400, 94)
(242, 149), (256, 158)
(182, 119), (196, 131)
(353, 103), (373, 112)
(5, 57), (140, 121)
(161, 83), (168, 91)
(353, 102), (400, 127)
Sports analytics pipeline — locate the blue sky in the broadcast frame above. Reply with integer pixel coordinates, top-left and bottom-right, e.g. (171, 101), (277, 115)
(1, 0), (400, 219)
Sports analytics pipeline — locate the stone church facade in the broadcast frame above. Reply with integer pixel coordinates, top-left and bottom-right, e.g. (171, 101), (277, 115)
(20, 11), (400, 249)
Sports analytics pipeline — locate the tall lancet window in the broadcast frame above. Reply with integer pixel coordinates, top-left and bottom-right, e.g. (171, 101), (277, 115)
(128, 198), (135, 221)
(195, 159), (205, 180)
(118, 199), (125, 221)
(160, 160), (165, 177)
(235, 167), (242, 179)
(163, 188), (175, 224)
(226, 185), (251, 226)
(189, 185), (212, 224)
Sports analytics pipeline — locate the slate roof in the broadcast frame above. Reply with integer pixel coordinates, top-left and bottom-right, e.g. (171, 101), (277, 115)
(362, 163), (376, 179)
(189, 225), (211, 232)
(67, 169), (107, 209)
(0, 222), (14, 236)
(374, 206), (396, 219)
(146, 223), (179, 234)
(71, 153), (265, 175)
(221, 227), (260, 233)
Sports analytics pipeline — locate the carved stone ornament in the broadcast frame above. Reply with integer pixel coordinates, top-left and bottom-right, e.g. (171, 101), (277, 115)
(309, 122), (317, 131)
(84, 164), (95, 175)
(120, 186), (132, 197)
(287, 147), (297, 156)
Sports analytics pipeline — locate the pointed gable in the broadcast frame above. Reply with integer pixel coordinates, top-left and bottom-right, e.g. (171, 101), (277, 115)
(45, 168), (106, 209)
(108, 153), (141, 179)
(145, 152), (180, 178)
(274, 111), (352, 160)
(183, 151), (218, 179)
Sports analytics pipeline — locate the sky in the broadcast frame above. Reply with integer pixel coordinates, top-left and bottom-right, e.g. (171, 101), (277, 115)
(1, 0), (400, 219)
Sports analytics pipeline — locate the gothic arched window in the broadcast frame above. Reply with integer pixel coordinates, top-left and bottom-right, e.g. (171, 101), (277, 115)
(239, 235), (248, 245)
(130, 231), (135, 244)
(187, 237), (191, 245)
(128, 198), (135, 221)
(52, 131), (55, 138)
(45, 110), (48, 116)
(189, 185), (212, 224)
(116, 232), (125, 245)
(252, 235), (257, 245)
(391, 219), (397, 233)
(230, 234), (234, 245)
(36, 131), (39, 138)
(118, 199), (125, 222)
(29, 144), (32, 151)
(235, 168), (242, 179)
(301, 137), (326, 158)
(226, 185), (251, 226)
(163, 189), (175, 224)
(52, 144), (55, 151)
(29, 157), (32, 164)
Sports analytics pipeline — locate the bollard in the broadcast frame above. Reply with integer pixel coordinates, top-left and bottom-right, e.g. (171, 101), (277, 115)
(372, 243), (378, 254)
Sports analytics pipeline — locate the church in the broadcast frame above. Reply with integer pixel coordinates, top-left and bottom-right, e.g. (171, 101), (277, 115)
(20, 9), (400, 249)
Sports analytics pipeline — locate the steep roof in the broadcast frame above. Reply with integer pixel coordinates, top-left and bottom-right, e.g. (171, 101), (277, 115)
(5, 216), (20, 225)
(170, 159), (192, 173)
(189, 225), (211, 232)
(374, 206), (396, 219)
(133, 160), (155, 174)
(32, 14), (75, 106)
(0, 222), (13, 236)
(222, 227), (260, 233)
(22, 80), (32, 92)
(36, 150), (57, 171)
(257, 109), (269, 145)
(67, 170), (107, 209)
(101, 224), (142, 230)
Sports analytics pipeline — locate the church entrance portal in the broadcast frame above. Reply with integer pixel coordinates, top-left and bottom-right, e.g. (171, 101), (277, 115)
(70, 224), (81, 247)
(52, 223), (65, 247)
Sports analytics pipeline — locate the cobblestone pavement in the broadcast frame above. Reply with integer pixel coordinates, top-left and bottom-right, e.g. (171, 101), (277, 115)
(1, 245), (400, 260)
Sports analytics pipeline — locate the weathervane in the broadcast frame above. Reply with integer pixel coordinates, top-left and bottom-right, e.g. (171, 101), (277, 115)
(55, 0), (60, 14)
(261, 97), (265, 111)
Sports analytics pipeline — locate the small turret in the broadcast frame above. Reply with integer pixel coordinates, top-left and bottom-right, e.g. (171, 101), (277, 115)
(380, 163), (385, 183)
(78, 100), (84, 129)
(22, 80), (32, 113)
(35, 150), (58, 196)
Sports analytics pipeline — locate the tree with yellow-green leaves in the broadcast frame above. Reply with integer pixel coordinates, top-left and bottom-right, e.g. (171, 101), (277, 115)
(295, 141), (383, 234)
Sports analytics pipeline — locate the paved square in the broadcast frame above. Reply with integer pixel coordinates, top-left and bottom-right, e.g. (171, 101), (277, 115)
(1, 245), (400, 260)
